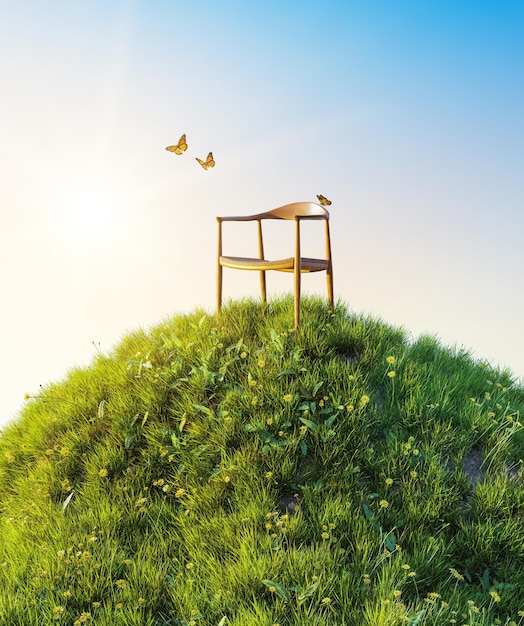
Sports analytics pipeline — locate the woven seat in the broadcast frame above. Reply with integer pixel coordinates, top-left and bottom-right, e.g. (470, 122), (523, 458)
(216, 201), (334, 328)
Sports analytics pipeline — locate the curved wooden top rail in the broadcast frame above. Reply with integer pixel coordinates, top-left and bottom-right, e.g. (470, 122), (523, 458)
(217, 201), (329, 222)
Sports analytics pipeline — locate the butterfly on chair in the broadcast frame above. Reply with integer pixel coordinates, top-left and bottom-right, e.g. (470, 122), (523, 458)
(316, 194), (332, 206)
(165, 134), (188, 155)
(196, 152), (215, 170)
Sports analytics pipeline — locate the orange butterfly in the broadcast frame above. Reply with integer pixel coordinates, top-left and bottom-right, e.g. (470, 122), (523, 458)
(196, 152), (215, 170)
(317, 194), (332, 206)
(165, 134), (188, 155)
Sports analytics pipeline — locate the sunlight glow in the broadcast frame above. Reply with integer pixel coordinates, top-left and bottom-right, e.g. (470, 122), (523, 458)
(51, 179), (130, 257)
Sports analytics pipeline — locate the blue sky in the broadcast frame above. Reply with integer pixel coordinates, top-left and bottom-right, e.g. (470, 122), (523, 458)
(1, 1), (523, 428)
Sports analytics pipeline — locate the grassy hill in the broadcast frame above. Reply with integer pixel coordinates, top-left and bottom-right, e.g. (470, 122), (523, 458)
(0, 297), (523, 626)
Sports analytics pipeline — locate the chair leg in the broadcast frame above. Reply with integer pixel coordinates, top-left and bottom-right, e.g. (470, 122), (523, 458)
(260, 270), (267, 302)
(294, 266), (301, 329)
(217, 263), (223, 313)
(326, 265), (334, 307)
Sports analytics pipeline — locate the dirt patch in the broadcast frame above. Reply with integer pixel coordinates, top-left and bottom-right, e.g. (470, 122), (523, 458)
(463, 448), (484, 484)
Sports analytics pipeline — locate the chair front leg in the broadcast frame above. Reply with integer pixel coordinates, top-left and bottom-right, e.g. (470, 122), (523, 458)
(294, 218), (302, 328)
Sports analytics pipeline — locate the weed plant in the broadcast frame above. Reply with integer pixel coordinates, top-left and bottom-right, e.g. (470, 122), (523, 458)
(0, 296), (523, 625)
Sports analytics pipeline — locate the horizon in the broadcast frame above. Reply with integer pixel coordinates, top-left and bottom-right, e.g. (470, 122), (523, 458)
(1, 1), (523, 429)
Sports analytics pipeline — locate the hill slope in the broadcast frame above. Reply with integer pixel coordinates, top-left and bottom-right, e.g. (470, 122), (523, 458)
(1, 297), (523, 626)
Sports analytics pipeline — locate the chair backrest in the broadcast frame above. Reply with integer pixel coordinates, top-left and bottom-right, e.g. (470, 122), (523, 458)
(262, 202), (330, 220)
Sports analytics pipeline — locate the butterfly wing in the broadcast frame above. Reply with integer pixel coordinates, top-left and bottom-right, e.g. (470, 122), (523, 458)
(196, 152), (215, 170)
(317, 194), (332, 206)
(196, 156), (208, 169)
(165, 133), (187, 154)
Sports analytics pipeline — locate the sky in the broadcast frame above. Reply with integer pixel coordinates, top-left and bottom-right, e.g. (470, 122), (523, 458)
(1, 0), (523, 430)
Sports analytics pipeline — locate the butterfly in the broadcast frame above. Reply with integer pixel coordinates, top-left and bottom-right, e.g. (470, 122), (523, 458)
(196, 152), (215, 170)
(317, 194), (332, 206)
(165, 134), (188, 155)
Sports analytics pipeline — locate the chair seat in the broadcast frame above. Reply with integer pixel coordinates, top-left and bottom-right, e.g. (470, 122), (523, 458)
(220, 256), (330, 273)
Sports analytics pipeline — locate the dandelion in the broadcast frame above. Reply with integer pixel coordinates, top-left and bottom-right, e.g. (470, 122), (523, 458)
(489, 590), (501, 602)
(348, 375), (355, 381)
(359, 394), (370, 407)
(217, 343), (223, 349)
(385, 477), (393, 486)
(186, 562), (194, 570)
(412, 448), (419, 455)
(283, 394), (293, 402)
(321, 597), (332, 604)
(251, 397), (258, 406)
(379, 500), (389, 508)
(135, 497), (146, 507)
(249, 379), (257, 387)
(393, 590), (402, 598)
(124, 559), (132, 566)
(387, 371), (396, 378)
(98, 469), (108, 478)
(268, 585), (276, 593)
(321, 532), (330, 540)
(115, 579), (127, 589)
(240, 351), (247, 359)
(386, 356), (396, 364)
(402, 564), (411, 570)
(265, 471), (273, 479)
(223, 475), (231, 483)
(266, 418), (273, 425)
(175, 489), (185, 498)
(258, 359), (265, 368)
(408, 571), (416, 577)
(92, 602), (101, 608)
(410, 470), (418, 479)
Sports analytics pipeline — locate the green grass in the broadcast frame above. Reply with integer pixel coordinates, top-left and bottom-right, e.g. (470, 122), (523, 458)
(0, 295), (523, 625)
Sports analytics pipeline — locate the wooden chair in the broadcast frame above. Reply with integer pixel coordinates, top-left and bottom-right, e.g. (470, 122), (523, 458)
(216, 201), (334, 328)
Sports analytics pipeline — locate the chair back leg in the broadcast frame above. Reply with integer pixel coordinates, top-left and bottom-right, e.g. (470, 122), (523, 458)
(326, 264), (334, 307)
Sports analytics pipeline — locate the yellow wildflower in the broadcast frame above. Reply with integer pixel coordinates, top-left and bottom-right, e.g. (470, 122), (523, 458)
(379, 499), (389, 508)
(283, 394), (293, 402)
(386, 356), (396, 364)
(449, 567), (464, 581)
(359, 394), (370, 407)
(98, 469), (108, 478)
